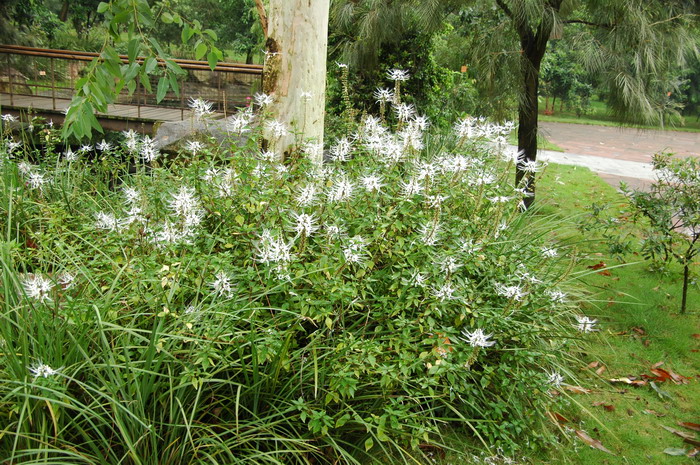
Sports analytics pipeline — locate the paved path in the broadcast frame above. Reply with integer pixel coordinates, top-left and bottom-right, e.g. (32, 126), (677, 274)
(529, 121), (700, 190)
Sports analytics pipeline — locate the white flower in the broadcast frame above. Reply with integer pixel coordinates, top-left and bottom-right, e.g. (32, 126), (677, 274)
(95, 211), (123, 232)
(265, 120), (288, 138)
(541, 246), (558, 258)
(122, 187), (141, 205)
(394, 103), (415, 122)
(254, 92), (274, 107)
(343, 236), (367, 263)
(186, 140), (203, 155)
(17, 161), (33, 175)
(227, 109), (253, 134)
(302, 142), (324, 161)
(327, 176), (354, 202)
(256, 231), (293, 265)
(139, 136), (159, 162)
(329, 137), (352, 162)
(575, 315), (598, 332)
(290, 212), (319, 237)
(547, 290), (567, 303)
(188, 97), (214, 120)
(400, 177), (424, 197)
(461, 328), (496, 348)
(488, 196), (512, 204)
(78, 144), (93, 153)
(325, 223), (346, 240)
(168, 186), (202, 219)
(387, 68), (410, 81)
(29, 362), (61, 379)
(360, 174), (383, 193)
(431, 282), (456, 301)
(547, 371), (564, 387)
(374, 88), (395, 104)
(1, 114), (18, 123)
(425, 194), (448, 209)
(519, 159), (543, 173)
(209, 271), (235, 299)
(64, 148), (78, 162)
(6, 140), (22, 154)
(495, 283), (526, 301)
(96, 140), (112, 151)
(440, 256), (462, 274)
(336, 62), (348, 69)
(57, 272), (76, 290)
(22, 275), (53, 302)
(412, 272), (428, 288)
(123, 130), (140, 153)
(26, 172), (49, 191)
(295, 184), (319, 207)
(419, 221), (441, 246)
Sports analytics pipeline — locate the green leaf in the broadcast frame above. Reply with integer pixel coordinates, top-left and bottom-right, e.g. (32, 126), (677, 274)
(195, 42), (207, 61)
(97, 2), (109, 13)
(156, 77), (169, 103)
(364, 437), (374, 452)
(235, 215), (245, 226)
(127, 39), (140, 62)
(204, 29), (218, 41)
(144, 57), (158, 74)
(207, 51), (218, 71)
(161, 12), (173, 23)
(127, 79), (136, 95)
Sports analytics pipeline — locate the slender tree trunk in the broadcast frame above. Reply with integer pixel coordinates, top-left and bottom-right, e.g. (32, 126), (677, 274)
(59, 0), (70, 22)
(264, 0), (329, 163)
(681, 261), (689, 314)
(516, 39), (548, 209)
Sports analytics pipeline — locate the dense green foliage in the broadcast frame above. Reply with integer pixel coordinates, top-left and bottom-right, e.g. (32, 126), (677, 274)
(1, 96), (584, 461)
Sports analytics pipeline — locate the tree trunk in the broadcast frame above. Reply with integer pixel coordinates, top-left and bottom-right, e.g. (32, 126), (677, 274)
(264, 0), (329, 163)
(516, 39), (548, 209)
(59, 0), (69, 22)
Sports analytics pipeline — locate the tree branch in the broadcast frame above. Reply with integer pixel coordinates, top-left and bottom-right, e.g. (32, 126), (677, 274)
(495, 0), (531, 41)
(254, 0), (268, 38)
(564, 19), (613, 29)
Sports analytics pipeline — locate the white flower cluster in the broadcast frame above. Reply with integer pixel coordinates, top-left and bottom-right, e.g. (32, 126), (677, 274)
(147, 186), (204, 247)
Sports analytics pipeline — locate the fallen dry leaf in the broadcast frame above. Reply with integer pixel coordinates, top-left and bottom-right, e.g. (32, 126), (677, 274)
(575, 430), (614, 454)
(596, 365), (607, 375)
(692, 334), (700, 339)
(609, 377), (647, 386)
(664, 448), (688, 456)
(643, 409), (666, 417)
(679, 422), (700, 433)
(651, 361), (664, 368)
(661, 425), (697, 441)
(684, 437), (700, 448)
(588, 262), (606, 270)
(592, 401), (615, 412)
(546, 411), (569, 424)
(688, 448), (699, 457)
(564, 385), (592, 394)
(587, 361), (600, 369)
(633, 327), (647, 336)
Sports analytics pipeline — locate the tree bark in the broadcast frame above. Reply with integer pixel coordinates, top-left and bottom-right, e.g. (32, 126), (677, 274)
(516, 35), (548, 209)
(264, 0), (329, 164)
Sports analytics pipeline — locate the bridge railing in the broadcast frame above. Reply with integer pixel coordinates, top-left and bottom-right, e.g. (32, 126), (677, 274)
(0, 44), (263, 120)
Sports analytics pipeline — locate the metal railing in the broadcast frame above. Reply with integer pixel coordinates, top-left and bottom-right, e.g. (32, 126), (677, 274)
(0, 44), (263, 120)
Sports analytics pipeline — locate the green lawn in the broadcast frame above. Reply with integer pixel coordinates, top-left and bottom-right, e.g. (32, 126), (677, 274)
(540, 99), (700, 133)
(537, 164), (700, 464)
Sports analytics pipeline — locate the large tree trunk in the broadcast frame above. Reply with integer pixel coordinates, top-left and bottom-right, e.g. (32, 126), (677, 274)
(264, 0), (329, 163)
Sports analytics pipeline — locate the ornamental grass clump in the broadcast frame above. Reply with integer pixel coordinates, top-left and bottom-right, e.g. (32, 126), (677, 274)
(0, 103), (582, 463)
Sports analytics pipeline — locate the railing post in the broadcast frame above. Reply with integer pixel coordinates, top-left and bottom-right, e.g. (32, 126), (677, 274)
(180, 76), (184, 121)
(51, 58), (56, 110)
(7, 54), (14, 106)
(137, 80), (141, 118)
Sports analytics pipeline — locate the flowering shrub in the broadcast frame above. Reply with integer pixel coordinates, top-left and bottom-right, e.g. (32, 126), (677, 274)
(0, 102), (582, 462)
